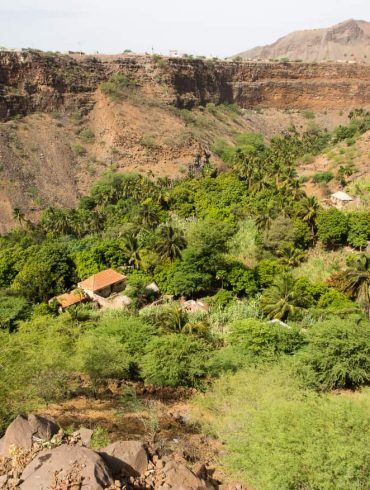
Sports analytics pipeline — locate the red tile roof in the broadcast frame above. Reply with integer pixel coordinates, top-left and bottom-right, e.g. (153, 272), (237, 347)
(54, 291), (86, 309)
(78, 269), (126, 292)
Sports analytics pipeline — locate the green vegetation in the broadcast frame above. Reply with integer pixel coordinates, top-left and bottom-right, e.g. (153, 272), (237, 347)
(194, 365), (370, 490)
(0, 110), (370, 487)
(100, 73), (138, 100)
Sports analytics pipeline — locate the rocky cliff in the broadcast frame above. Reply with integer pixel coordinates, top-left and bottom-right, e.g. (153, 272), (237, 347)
(0, 50), (369, 232)
(1, 50), (370, 117)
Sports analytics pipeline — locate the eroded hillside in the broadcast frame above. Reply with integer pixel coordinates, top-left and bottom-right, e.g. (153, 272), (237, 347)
(1, 50), (370, 231)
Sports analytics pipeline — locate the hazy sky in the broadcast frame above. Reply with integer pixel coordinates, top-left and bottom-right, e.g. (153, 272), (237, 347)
(1, 0), (369, 57)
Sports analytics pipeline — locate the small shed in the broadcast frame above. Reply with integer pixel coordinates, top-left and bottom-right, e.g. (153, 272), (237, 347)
(330, 191), (353, 209)
(51, 291), (87, 312)
(78, 269), (126, 299)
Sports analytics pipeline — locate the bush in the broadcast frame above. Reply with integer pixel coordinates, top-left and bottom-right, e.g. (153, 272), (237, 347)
(0, 292), (30, 330)
(317, 209), (348, 248)
(225, 262), (258, 297)
(194, 365), (370, 490)
(141, 334), (209, 387)
(228, 318), (305, 362)
(316, 288), (357, 311)
(72, 142), (87, 156)
(75, 334), (131, 391)
(209, 289), (236, 309)
(347, 212), (370, 249)
(312, 171), (333, 184)
(296, 319), (370, 389)
(100, 73), (138, 100)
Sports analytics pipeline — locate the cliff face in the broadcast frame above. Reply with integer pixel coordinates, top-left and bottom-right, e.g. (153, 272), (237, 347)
(166, 58), (370, 109)
(0, 51), (370, 120)
(0, 50), (369, 233)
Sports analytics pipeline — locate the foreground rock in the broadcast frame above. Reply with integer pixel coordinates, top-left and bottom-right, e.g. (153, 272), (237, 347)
(20, 445), (113, 489)
(0, 414), (58, 457)
(159, 461), (211, 489)
(100, 440), (148, 477)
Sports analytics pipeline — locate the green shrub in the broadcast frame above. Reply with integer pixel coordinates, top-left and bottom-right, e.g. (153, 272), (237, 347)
(317, 208), (348, 248)
(312, 171), (333, 184)
(209, 289), (236, 309)
(296, 319), (370, 389)
(79, 128), (95, 143)
(141, 334), (209, 387)
(0, 292), (30, 330)
(90, 426), (110, 449)
(194, 365), (370, 490)
(72, 142), (87, 156)
(228, 318), (305, 362)
(225, 263), (258, 297)
(302, 110), (315, 120)
(75, 334), (131, 391)
(100, 73), (138, 101)
(316, 288), (357, 310)
(347, 212), (370, 249)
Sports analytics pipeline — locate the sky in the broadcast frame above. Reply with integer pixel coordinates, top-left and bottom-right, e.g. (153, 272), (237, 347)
(0, 0), (369, 57)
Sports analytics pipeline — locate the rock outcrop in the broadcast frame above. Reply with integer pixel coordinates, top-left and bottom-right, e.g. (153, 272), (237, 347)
(0, 413), (245, 489)
(0, 414), (59, 457)
(237, 19), (370, 63)
(100, 440), (148, 477)
(20, 445), (113, 489)
(0, 50), (370, 120)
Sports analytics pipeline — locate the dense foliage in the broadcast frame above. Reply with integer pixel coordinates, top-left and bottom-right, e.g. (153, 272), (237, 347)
(1, 110), (370, 488)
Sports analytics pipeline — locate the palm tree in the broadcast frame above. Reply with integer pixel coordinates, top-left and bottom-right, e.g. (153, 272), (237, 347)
(260, 273), (302, 321)
(329, 254), (370, 318)
(278, 245), (305, 267)
(138, 203), (160, 229)
(124, 233), (142, 269)
(299, 196), (320, 239)
(155, 224), (186, 261)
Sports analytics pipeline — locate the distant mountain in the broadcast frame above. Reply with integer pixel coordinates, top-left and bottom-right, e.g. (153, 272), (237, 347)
(236, 19), (370, 63)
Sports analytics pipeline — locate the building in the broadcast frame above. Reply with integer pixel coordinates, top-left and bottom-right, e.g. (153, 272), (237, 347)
(51, 291), (87, 313)
(78, 269), (126, 299)
(330, 191), (353, 209)
(180, 299), (209, 313)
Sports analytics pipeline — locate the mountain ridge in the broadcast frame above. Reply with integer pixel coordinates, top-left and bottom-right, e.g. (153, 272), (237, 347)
(237, 19), (370, 63)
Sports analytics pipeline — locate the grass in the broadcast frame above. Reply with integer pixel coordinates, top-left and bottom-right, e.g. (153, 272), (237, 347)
(72, 142), (87, 156)
(192, 364), (370, 490)
(294, 246), (350, 283)
(89, 426), (110, 449)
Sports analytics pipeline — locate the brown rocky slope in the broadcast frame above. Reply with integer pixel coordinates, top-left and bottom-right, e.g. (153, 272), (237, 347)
(1, 50), (370, 232)
(237, 19), (370, 63)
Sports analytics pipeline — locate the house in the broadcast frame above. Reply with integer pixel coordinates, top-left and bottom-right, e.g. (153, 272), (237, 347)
(78, 269), (126, 299)
(330, 191), (353, 209)
(51, 290), (87, 313)
(180, 299), (209, 313)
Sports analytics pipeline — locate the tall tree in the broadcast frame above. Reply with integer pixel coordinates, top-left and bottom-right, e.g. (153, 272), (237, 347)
(155, 224), (186, 261)
(260, 273), (302, 320)
(329, 254), (370, 318)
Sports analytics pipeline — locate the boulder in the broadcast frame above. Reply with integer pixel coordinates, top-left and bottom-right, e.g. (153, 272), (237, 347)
(27, 414), (59, 441)
(100, 440), (148, 476)
(0, 475), (8, 487)
(72, 427), (94, 447)
(0, 414), (59, 457)
(160, 461), (210, 490)
(20, 445), (113, 489)
(0, 415), (33, 456)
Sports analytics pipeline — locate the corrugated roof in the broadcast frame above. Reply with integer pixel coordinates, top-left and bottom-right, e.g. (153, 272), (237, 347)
(78, 268), (125, 292)
(331, 191), (353, 201)
(54, 291), (86, 309)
